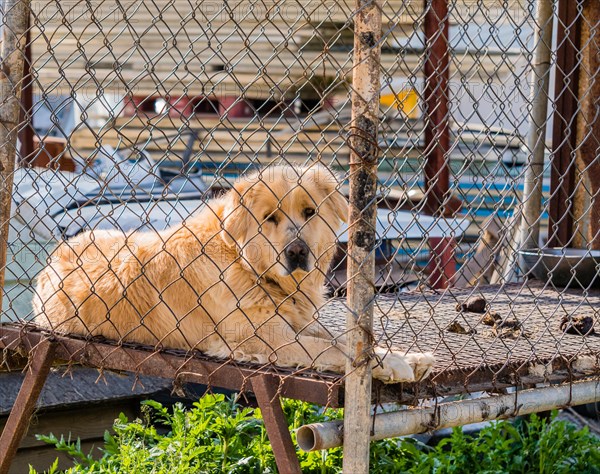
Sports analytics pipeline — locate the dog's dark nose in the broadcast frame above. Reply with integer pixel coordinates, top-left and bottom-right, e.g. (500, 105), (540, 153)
(285, 240), (310, 272)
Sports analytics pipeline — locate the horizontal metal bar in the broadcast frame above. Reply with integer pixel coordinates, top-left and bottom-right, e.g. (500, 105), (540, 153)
(0, 325), (342, 408)
(1, 324), (597, 406)
(297, 378), (600, 451)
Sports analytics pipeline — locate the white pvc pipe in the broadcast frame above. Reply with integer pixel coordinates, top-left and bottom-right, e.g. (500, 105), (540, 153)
(518, 0), (554, 251)
(297, 379), (600, 451)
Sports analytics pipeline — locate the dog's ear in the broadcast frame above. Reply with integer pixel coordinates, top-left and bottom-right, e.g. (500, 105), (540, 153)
(307, 163), (348, 224)
(221, 179), (254, 247)
(328, 189), (348, 224)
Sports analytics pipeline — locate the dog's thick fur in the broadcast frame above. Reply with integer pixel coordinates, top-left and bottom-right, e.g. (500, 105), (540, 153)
(34, 164), (434, 382)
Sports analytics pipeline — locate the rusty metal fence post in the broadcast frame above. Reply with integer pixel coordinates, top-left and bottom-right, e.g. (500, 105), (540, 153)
(576, 0), (600, 249)
(343, 1), (381, 473)
(548, 0), (582, 248)
(0, 0), (31, 313)
(423, 0), (450, 218)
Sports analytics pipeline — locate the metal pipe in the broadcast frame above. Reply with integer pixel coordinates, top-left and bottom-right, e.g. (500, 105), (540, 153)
(344, 1), (382, 473)
(423, 0), (454, 289)
(518, 0), (555, 251)
(297, 379), (600, 451)
(423, 0), (450, 217)
(0, 0), (33, 313)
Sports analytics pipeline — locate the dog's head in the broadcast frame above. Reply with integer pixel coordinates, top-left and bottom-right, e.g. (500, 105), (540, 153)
(221, 164), (347, 280)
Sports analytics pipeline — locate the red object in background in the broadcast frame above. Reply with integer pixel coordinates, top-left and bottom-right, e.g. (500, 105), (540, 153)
(30, 136), (74, 172)
(427, 237), (456, 290)
(219, 96), (253, 118)
(167, 96), (195, 118)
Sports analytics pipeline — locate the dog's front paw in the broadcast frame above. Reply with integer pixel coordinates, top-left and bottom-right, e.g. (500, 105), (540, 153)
(405, 352), (435, 381)
(371, 348), (435, 383)
(371, 347), (415, 383)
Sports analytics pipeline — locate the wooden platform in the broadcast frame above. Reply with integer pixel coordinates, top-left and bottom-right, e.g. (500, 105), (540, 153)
(1, 283), (598, 407)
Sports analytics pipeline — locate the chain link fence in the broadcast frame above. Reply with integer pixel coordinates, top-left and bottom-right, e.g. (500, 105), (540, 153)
(1, 0), (599, 471)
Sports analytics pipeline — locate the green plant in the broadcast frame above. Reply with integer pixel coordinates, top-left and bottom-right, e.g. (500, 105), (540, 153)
(32, 395), (600, 474)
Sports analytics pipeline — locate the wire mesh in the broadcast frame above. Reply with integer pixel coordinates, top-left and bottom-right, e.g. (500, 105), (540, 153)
(1, 0), (599, 418)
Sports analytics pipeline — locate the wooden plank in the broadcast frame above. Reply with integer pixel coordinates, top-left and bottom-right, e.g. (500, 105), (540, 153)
(26, 0), (520, 100)
(30, 49), (506, 76)
(29, 0), (419, 28)
(30, 0), (526, 33)
(29, 54), (514, 100)
(68, 127), (348, 151)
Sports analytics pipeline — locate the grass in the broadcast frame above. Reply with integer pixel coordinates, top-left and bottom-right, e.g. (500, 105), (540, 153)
(32, 393), (600, 473)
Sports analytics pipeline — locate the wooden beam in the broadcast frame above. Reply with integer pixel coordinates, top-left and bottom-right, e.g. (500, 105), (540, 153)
(251, 375), (302, 474)
(0, 340), (55, 474)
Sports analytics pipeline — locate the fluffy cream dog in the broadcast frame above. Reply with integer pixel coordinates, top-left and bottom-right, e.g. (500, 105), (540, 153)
(33, 164), (434, 382)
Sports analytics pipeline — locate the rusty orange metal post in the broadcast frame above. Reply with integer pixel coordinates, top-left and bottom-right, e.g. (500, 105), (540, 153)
(423, 0), (450, 216)
(423, 0), (453, 288)
(251, 375), (302, 474)
(427, 237), (456, 289)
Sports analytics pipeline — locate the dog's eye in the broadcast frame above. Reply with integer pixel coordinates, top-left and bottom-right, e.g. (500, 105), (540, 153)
(303, 208), (316, 219)
(264, 212), (278, 224)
